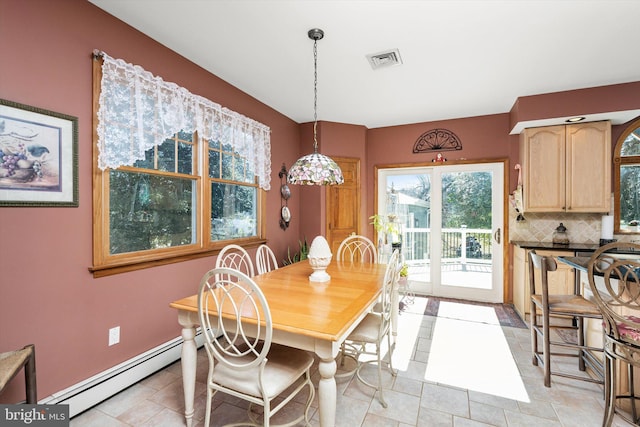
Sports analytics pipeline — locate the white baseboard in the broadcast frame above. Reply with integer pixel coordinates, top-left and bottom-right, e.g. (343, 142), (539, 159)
(41, 333), (203, 418)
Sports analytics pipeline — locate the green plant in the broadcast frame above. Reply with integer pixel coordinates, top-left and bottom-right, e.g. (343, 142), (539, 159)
(370, 214), (385, 234)
(370, 214), (401, 243)
(399, 263), (408, 277)
(283, 237), (309, 265)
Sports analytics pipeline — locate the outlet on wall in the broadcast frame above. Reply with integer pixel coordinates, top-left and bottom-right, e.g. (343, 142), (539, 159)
(108, 326), (120, 346)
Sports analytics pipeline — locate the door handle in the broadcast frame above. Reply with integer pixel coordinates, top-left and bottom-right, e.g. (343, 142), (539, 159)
(493, 228), (501, 244)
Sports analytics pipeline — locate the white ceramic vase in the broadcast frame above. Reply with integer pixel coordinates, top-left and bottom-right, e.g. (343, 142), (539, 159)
(308, 235), (332, 282)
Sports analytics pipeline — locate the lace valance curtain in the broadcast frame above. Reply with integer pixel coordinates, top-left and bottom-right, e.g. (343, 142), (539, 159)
(95, 51), (272, 190)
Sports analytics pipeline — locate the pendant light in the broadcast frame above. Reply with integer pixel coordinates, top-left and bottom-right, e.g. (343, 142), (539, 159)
(288, 28), (344, 186)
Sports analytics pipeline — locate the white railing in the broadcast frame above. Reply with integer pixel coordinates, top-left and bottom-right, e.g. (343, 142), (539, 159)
(401, 227), (492, 267)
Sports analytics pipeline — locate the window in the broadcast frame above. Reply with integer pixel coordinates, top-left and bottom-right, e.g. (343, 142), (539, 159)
(208, 139), (258, 241)
(91, 53), (270, 276)
(614, 117), (640, 234)
(108, 133), (197, 256)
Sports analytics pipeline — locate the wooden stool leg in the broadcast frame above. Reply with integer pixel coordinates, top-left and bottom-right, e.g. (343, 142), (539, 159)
(577, 317), (586, 371)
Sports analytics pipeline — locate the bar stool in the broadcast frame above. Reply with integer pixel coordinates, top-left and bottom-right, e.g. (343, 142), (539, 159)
(529, 250), (604, 387)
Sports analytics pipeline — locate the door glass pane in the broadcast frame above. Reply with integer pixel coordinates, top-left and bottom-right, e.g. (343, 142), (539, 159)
(440, 170), (493, 290)
(382, 173), (431, 285)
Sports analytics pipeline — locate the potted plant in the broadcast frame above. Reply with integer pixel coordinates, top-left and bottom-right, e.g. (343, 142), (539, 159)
(370, 214), (402, 255)
(282, 237), (309, 265)
(370, 214), (400, 242)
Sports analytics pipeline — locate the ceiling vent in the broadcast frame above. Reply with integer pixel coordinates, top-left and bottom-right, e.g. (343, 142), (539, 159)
(366, 49), (403, 70)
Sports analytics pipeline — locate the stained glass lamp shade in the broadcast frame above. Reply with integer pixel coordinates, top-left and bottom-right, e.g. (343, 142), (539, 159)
(288, 150), (344, 185)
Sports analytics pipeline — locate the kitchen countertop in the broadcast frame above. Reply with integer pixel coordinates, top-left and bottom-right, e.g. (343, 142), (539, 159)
(510, 241), (601, 252)
(512, 241), (640, 255)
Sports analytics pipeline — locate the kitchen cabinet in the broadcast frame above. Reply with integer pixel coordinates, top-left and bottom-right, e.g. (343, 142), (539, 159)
(512, 246), (575, 320)
(519, 121), (611, 213)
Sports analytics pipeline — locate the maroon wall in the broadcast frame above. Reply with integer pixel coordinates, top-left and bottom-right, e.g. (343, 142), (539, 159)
(366, 113), (513, 227)
(510, 81), (640, 131)
(297, 121), (369, 240)
(0, 0), (303, 402)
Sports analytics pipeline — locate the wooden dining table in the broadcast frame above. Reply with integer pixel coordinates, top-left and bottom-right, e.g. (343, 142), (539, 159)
(169, 259), (389, 427)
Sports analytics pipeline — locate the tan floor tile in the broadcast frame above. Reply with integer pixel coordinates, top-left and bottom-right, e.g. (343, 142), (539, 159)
(420, 383), (469, 418)
(94, 382), (156, 418)
(69, 305), (628, 427)
(116, 398), (164, 425)
(468, 400), (507, 426)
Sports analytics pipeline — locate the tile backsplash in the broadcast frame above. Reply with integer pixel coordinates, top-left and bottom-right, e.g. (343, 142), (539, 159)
(508, 204), (635, 244)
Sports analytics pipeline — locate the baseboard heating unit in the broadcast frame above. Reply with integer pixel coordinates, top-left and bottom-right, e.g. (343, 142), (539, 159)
(41, 332), (203, 418)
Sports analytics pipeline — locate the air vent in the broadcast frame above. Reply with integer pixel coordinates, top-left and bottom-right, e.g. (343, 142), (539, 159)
(366, 49), (403, 70)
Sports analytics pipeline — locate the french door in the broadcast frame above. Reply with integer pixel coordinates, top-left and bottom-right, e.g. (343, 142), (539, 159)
(377, 162), (504, 303)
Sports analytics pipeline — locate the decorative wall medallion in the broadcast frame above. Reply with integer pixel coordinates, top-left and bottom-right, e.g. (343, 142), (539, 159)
(280, 184), (291, 200)
(278, 163), (291, 230)
(413, 128), (463, 153)
(281, 206), (291, 223)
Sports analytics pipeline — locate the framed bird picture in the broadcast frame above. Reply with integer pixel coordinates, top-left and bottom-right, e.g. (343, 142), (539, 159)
(0, 99), (78, 206)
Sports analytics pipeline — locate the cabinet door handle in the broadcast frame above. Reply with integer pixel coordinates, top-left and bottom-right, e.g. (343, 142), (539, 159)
(493, 228), (501, 244)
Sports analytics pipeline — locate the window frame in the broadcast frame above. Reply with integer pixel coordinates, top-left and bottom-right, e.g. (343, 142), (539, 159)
(614, 116), (640, 235)
(90, 58), (266, 278)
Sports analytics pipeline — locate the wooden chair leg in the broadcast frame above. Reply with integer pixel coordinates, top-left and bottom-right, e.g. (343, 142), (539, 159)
(24, 345), (36, 404)
(542, 310), (551, 387)
(531, 308), (539, 366)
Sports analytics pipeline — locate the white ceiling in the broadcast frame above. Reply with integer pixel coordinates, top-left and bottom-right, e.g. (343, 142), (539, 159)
(89, 0), (640, 129)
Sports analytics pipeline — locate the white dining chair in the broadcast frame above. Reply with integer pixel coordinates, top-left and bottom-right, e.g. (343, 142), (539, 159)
(197, 267), (315, 426)
(256, 244), (279, 275)
(215, 244), (255, 277)
(339, 249), (400, 408)
(336, 234), (378, 264)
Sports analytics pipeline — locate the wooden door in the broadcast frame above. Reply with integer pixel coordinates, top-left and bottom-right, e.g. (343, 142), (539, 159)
(326, 157), (360, 255)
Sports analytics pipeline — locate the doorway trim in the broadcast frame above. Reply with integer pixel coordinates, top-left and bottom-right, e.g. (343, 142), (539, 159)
(373, 158), (510, 302)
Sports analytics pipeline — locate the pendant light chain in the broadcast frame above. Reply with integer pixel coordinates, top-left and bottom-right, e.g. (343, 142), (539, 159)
(286, 28), (344, 186)
(312, 37), (319, 153)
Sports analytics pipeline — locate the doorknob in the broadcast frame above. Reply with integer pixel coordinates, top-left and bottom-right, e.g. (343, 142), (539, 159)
(493, 228), (501, 244)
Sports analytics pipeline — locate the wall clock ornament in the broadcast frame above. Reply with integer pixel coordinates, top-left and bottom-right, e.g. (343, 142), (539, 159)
(413, 128), (463, 153)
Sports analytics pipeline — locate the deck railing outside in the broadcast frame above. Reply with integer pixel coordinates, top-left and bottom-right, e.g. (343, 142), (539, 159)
(400, 226), (492, 268)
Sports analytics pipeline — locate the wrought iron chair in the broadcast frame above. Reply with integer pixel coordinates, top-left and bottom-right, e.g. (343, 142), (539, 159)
(215, 244), (255, 277)
(336, 234), (378, 264)
(0, 344), (37, 404)
(255, 244), (279, 275)
(198, 267), (315, 427)
(339, 249), (400, 408)
(588, 242), (640, 426)
(529, 250), (604, 387)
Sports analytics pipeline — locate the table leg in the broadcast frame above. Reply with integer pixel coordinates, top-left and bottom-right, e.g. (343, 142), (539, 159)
(317, 357), (337, 427)
(180, 325), (197, 427)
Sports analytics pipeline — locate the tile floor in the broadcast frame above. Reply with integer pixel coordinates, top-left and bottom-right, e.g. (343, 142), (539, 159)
(70, 296), (636, 426)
